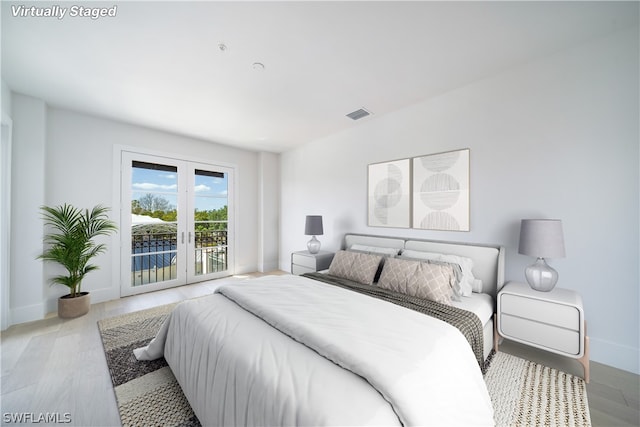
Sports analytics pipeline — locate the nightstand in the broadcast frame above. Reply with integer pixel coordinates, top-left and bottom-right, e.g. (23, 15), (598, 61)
(291, 250), (334, 275)
(497, 281), (590, 382)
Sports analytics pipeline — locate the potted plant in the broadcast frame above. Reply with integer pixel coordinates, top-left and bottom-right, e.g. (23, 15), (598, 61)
(39, 204), (117, 318)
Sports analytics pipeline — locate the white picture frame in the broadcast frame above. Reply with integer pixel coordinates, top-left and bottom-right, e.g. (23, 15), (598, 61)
(367, 159), (411, 228)
(412, 149), (470, 231)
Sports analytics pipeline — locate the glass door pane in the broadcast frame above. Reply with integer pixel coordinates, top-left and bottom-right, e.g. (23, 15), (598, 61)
(130, 160), (180, 287)
(121, 151), (233, 296)
(192, 168), (229, 279)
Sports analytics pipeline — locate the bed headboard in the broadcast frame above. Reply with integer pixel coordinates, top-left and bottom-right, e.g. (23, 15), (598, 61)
(343, 233), (505, 297)
(344, 234), (406, 251)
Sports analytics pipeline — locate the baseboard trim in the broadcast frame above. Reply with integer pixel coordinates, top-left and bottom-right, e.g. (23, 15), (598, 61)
(10, 302), (45, 326)
(590, 336), (640, 375)
(89, 286), (120, 304)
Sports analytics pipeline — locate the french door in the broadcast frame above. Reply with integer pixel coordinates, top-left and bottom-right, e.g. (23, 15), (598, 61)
(120, 151), (234, 296)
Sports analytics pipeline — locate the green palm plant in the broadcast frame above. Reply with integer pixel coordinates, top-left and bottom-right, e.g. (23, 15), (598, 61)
(39, 204), (118, 297)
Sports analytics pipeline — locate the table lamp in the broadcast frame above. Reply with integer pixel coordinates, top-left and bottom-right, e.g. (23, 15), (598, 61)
(518, 219), (565, 292)
(305, 215), (323, 254)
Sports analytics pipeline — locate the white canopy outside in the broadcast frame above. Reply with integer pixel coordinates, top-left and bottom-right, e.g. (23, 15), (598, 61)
(131, 214), (164, 225)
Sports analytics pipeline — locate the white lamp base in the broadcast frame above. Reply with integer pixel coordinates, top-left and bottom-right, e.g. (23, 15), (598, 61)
(525, 257), (558, 292)
(307, 236), (321, 254)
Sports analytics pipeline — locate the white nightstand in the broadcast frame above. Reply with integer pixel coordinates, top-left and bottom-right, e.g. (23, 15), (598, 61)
(497, 281), (590, 382)
(291, 250), (335, 275)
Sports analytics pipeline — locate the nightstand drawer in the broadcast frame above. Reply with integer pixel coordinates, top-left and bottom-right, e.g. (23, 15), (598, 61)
(500, 313), (581, 355)
(292, 264), (316, 275)
(500, 293), (580, 331)
(291, 253), (318, 269)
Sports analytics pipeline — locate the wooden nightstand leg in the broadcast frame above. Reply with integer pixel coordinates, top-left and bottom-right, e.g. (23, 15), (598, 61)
(578, 321), (590, 383)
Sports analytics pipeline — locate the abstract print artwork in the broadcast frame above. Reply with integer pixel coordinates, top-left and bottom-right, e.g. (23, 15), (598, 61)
(368, 159), (410, 228)
(412, 149), (469, 231)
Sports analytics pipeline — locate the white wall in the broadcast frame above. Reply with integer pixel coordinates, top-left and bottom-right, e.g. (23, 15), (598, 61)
(1, 79), (11, 116)
(258, 152), (280, 272)
(1, 79), (13, 330)
(280, 27), (639, 374)
(10, 94), (46, 324)
(9, 104), (266, 318)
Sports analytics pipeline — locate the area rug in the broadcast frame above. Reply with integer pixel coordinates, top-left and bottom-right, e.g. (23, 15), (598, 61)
(98, 304), (591, 427)
(485, 352), (591, 426)
(98, 303), (201, 427)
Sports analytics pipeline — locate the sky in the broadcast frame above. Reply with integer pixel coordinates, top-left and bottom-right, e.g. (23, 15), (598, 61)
(131, 166), (228, 212)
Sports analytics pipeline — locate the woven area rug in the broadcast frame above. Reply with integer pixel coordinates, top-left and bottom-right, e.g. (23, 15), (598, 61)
(485, 352), (591, 426)
(99, 304), (591, 427)
(98, 304), (201, 427)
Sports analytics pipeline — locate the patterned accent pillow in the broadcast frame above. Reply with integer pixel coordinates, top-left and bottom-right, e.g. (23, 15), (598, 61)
(328, 250), (383, 285)
(377, 257), (455, 305)
(347, 246), (397, 283)
(399, 249), (482, 295)
(398, 255), (463, 301)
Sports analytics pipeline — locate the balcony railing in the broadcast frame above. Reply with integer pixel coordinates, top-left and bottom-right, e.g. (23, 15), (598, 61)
(131, 226), (228, 286)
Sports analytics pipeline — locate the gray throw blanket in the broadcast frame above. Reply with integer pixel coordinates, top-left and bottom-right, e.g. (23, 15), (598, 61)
(303, 272), (488, 373)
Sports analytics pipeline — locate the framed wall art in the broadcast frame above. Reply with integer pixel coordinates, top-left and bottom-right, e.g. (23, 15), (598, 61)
(367, 159), (410, 228)
(412, 149), (469, 231)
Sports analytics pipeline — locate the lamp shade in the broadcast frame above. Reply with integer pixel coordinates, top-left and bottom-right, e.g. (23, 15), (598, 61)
(304, 215), (323, 236)
(518, 219), (565, 259)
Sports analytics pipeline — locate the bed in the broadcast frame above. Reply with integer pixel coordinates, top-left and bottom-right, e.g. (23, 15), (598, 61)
(135, 233), (505, 426)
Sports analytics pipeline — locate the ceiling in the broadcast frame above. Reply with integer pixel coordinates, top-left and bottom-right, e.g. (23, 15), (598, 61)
(2, 1), (638, 153)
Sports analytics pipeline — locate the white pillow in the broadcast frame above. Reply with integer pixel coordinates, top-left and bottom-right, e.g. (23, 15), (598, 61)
(349, 244), (400, 257)
(399, 249), (483, 296)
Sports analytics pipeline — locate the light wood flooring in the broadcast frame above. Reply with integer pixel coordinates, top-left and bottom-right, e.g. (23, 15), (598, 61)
(2, 272), (638, 426)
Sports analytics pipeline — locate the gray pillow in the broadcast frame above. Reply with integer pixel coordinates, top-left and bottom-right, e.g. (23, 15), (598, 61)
(328, 250), (383, 285)
(398, 255), (463, 301)
(347, 247), (396, 283)
(399, 249), (481, 295)
(377, 257), (455, 305)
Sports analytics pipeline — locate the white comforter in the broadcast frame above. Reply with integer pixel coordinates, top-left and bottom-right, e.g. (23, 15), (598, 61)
(135, 274), (494, 426)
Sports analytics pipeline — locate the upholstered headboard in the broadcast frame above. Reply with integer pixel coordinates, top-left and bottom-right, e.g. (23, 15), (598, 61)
(343, 233), (505, 297)
(344, 234), (406, 251)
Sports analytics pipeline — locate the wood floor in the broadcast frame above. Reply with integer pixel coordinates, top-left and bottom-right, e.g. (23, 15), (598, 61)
(2, 272), (638, 426)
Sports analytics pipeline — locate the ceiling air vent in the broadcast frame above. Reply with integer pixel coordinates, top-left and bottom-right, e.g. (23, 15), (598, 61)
(346, 108), (372, 121)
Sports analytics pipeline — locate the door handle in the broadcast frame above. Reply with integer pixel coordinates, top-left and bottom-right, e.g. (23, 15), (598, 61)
(181, 232), (185, 244)
(189, 232), (192, 243)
